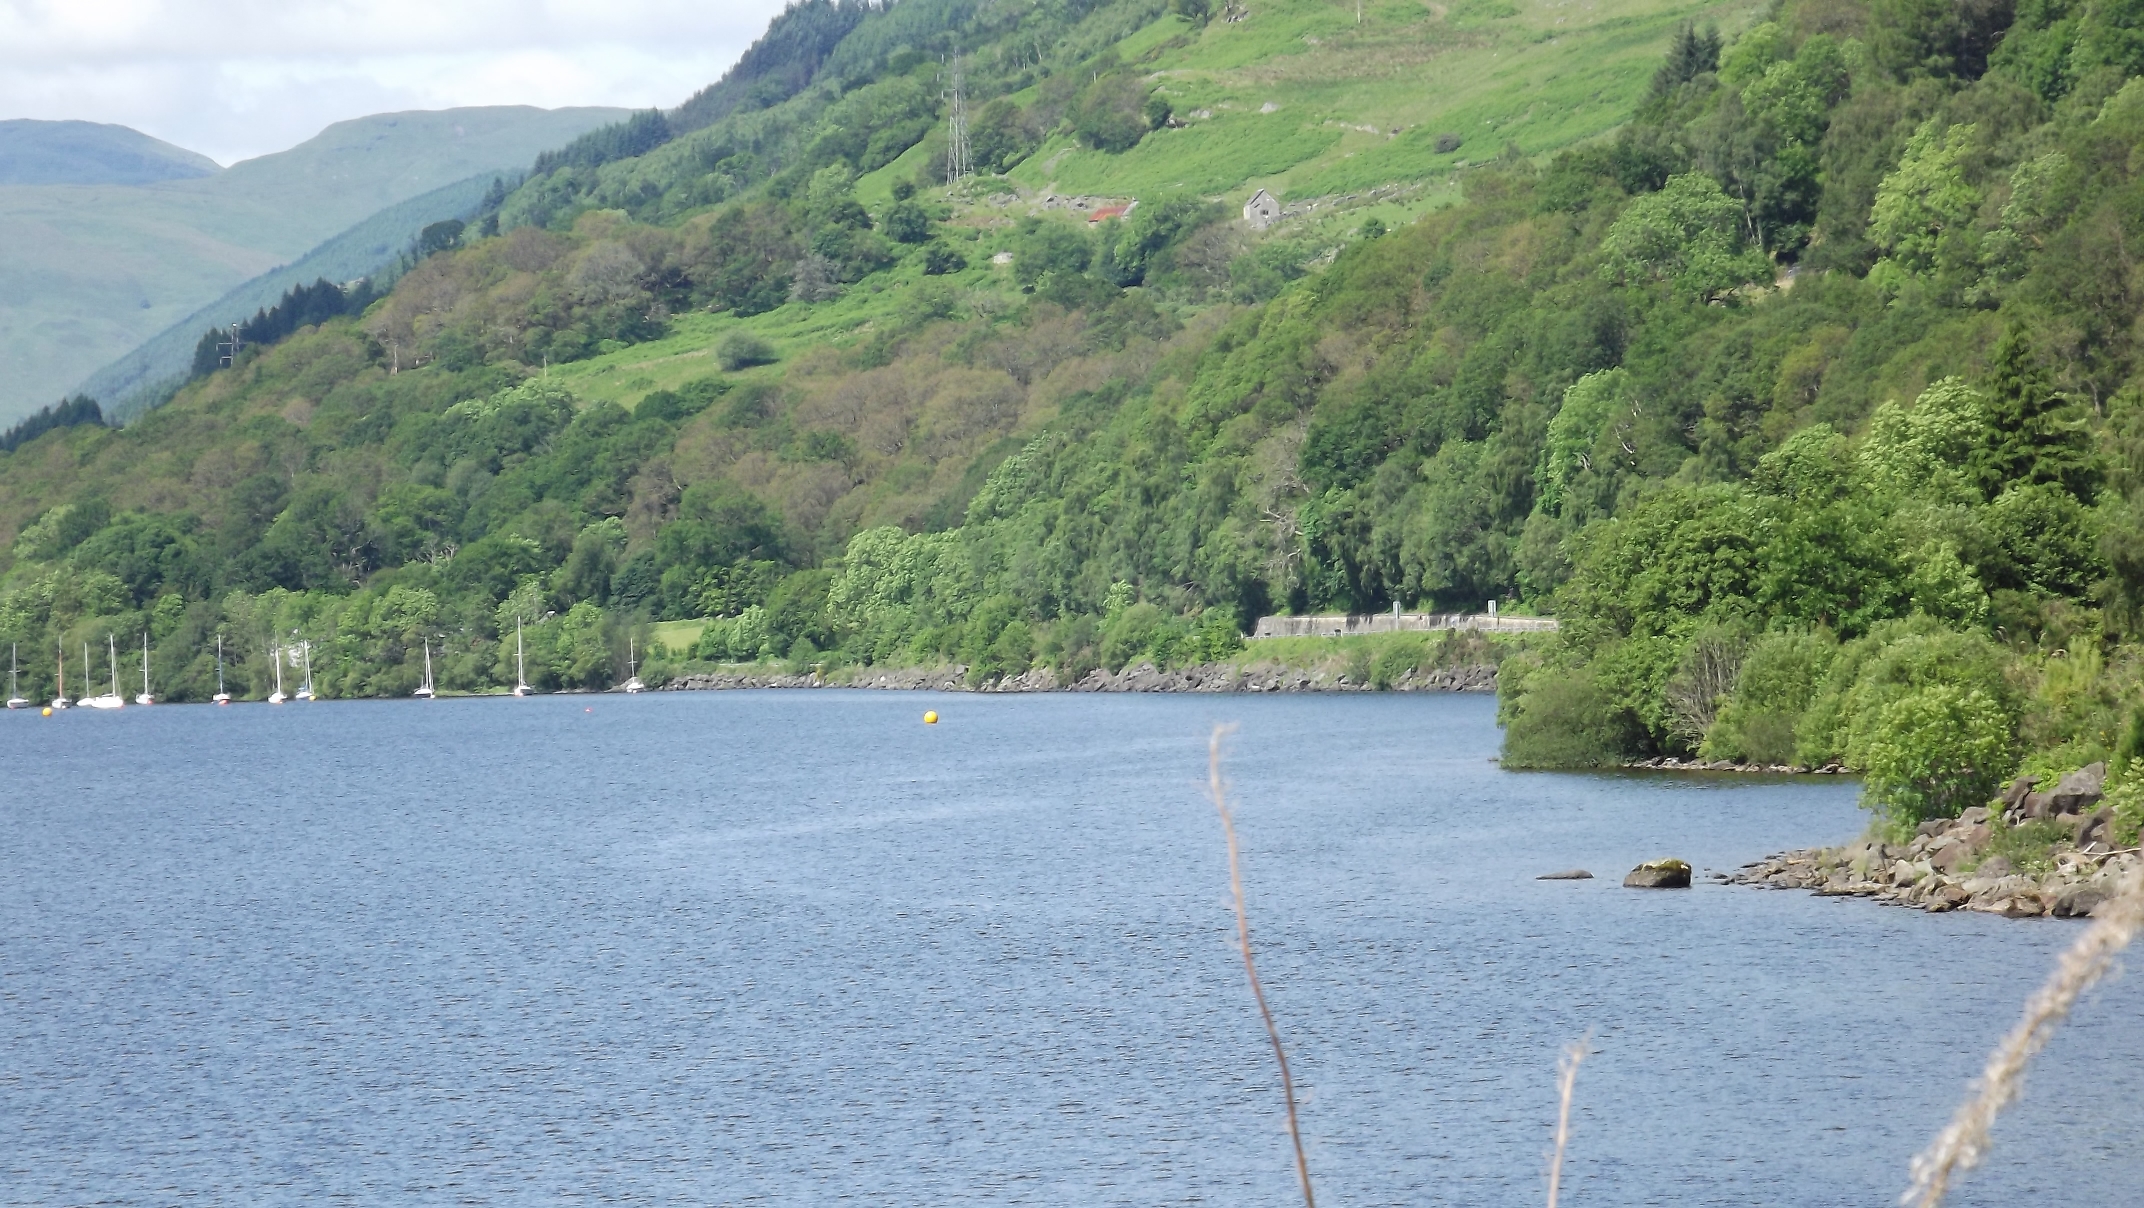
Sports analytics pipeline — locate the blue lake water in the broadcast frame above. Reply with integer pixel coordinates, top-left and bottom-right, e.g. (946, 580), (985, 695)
(3, 691), (2141, 1206)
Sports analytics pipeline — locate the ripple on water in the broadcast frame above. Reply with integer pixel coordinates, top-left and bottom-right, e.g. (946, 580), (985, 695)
(2, 691), (2139, 1206)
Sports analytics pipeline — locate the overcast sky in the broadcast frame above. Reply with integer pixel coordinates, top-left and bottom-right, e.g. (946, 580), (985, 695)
(0, 0), (793, 165)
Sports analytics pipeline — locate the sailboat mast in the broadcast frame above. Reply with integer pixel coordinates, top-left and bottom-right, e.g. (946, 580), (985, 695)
(217, 635), (225, 694)
(142, 631), (150, 696)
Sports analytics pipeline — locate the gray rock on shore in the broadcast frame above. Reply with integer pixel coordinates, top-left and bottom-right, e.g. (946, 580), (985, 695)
(2012, 761), (2108, 820)
(1731, 780), (2140, 919)
(1624, 859), (1692, 888)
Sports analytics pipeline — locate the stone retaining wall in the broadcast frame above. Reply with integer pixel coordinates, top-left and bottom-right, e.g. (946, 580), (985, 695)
(1250, 611), (1558, 639)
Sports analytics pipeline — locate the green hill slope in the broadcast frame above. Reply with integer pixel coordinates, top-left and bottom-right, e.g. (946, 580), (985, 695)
(3, 0), (2141, 833)
(0, 105), (628, 425)
(1000, 0), (1757, 201)
(0, 119), (220, 186)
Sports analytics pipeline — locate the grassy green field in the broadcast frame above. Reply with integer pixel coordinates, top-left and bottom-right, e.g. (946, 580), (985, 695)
(649, 618), (710, 658)
(1002, 0), (1761, 206)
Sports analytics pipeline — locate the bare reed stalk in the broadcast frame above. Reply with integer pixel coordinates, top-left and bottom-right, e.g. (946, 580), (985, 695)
(1546, 1034), (1590, 1208)
(1903, 870), (2144, 1207)
(1207, 724), (1316, 1208)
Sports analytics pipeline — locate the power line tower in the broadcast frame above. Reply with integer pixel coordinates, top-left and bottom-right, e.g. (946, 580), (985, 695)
(946, 56), (973, 187)
(217, 323), (242, 368)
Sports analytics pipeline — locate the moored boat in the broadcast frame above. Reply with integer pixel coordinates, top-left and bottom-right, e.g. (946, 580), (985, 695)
(414, 636), (435, 699)
(134, 632), (155, 705)
(511, 619), (533, 696)
(80, 637), (124, 709)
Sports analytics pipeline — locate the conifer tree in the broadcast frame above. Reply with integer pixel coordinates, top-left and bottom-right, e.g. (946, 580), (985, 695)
(1974, 324), (2101, 500)
(1651, 23), (1722, 95)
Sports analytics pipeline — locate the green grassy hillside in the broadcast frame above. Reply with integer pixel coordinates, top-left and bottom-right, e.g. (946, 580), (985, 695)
(0, 106), (628, 425)
(999, 0), (1760, 201)
(4, 0), (2142, 838)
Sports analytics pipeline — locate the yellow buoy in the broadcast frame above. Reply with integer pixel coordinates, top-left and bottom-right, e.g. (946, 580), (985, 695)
(41, 706), (52, 716)
(923, 710), (938, 724)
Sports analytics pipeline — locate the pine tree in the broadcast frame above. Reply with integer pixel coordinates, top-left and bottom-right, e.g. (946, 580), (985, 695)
(0, 395), (103, 453)
(1974, 324), (2101, 500)
(190, 328), (226, 378)
(1651, 23), (1722, 96)
(474, 177), (509, 239)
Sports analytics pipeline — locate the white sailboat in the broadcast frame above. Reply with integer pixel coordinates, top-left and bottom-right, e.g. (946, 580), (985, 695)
(414, 637), (435, 699)
(135, 631), (155, 705)
(81, 635), (125, 709)
(49, 640), (69, 710)
(7, 643), (27, 709)
(294, 639), (315, 702)
(213, 635), (232, 705)
(511, 618), (533, 696)
(621, 637), (644, 693)
(268, 645), (287, 705)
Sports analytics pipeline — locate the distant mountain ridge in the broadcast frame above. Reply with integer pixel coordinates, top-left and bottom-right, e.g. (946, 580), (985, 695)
(0, 105), (629, 425)
(74, 173), (505, 420)
(0, 119), (221, 185)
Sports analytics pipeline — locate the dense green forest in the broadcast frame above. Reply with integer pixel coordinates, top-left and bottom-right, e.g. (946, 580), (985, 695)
(4, 0), (2143, 835)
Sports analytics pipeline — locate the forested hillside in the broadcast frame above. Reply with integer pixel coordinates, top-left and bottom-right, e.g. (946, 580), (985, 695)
(3, 0), (2142, 836)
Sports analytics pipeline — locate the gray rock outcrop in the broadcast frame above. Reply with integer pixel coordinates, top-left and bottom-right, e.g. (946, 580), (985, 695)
(2050, 761), (2108, 814)
(1624, 859), (1692, 888)
(1733, 793), (2137, 920)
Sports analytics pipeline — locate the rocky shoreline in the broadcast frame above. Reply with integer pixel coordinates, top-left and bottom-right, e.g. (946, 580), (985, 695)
(663, 659), (1499, 694)
(1625, 756), (1851, 775)
(1729, 763), (2134, 919)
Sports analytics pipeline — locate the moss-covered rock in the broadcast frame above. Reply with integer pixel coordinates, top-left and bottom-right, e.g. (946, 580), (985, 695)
(1623, 858), (1692, 888)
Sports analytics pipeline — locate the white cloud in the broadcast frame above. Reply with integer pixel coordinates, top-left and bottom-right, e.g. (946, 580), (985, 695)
(0, 0), (792, 163)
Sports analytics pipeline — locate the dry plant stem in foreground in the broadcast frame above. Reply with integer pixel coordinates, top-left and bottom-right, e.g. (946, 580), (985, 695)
(1207, 725), (1316, 1208)
(1903, 871), (2144, 1208)
(1546, 1034), (1590, 1208)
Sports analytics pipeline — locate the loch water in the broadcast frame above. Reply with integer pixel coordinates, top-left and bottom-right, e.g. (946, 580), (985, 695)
(4, 691), (2141, 1206)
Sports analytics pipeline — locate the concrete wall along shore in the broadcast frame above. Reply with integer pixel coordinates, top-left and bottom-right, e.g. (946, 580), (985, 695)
(1250, 611), (1559, 639)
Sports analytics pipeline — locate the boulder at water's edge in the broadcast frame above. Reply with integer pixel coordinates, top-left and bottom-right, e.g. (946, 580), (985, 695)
(1624, 859), (1692, 889)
